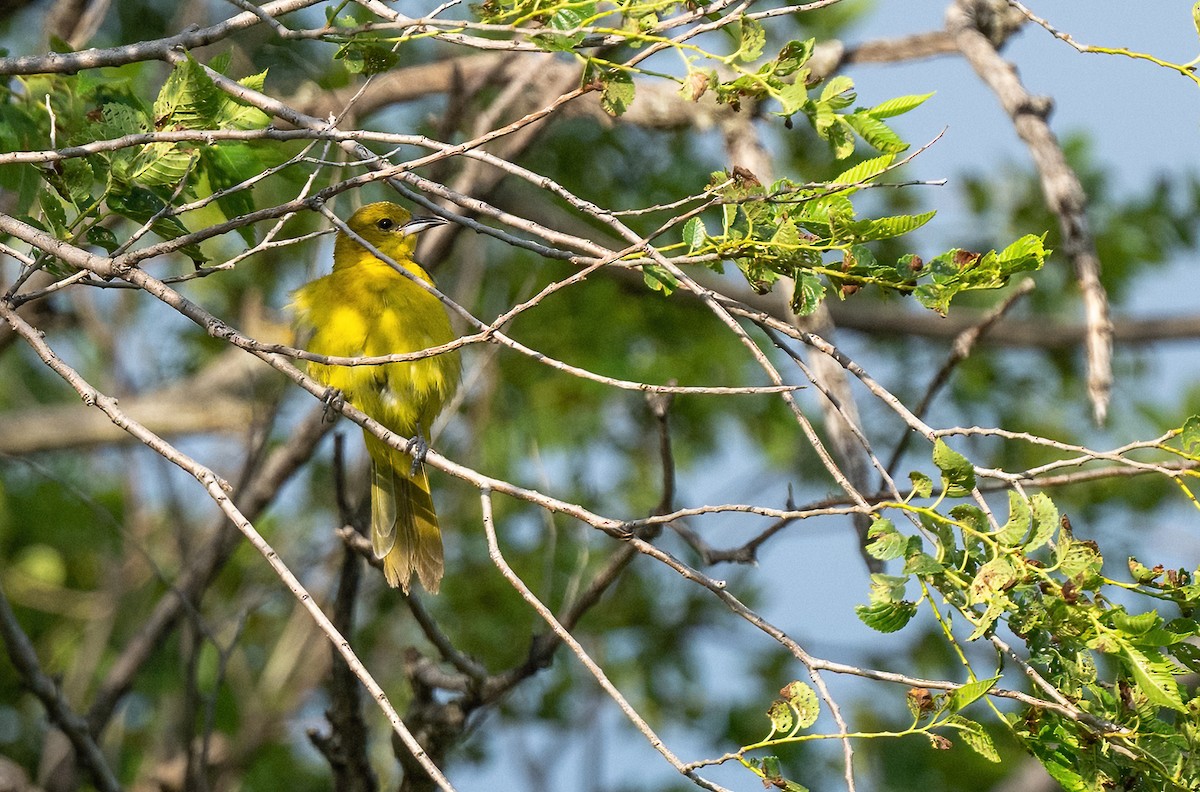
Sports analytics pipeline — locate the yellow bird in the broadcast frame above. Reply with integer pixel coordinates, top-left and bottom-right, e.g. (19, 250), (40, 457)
(293, 202), (459, 593)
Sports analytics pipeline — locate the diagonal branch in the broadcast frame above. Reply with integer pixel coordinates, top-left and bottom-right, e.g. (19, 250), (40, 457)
(946, 0), (1113, 423)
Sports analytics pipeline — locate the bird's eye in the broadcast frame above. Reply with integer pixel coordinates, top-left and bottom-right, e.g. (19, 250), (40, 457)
(376, 218), (395, 230)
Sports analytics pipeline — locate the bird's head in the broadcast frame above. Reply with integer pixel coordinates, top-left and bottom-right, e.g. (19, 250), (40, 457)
(333, 201), (447, 267)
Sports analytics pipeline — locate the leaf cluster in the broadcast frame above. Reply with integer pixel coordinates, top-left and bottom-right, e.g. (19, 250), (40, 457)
(677, 166), (1047, 316)
(850, 435), (1200, 791)
(1, 54), (274, 266)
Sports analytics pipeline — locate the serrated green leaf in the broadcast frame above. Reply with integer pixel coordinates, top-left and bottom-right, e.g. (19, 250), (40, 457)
(966, 599), (1005, 641)
(1057, 540), (1101, 584)
(217, 73), (271, 129)
(819, 75), (855, 107)
(868, 573), (909, 604)
(996, 233), (1047, 265)
(154, 54), (222, 130)
(1111, 609), (1162, 636)
(855, 211), (936, 242)
(1171, 641), (1200, 672)
(845, 111), (908, 153)
(855, 600), (917, 633)
(868, 92), (934, 119)
(932, 439), (975, 496)
(866, 518), (906, 561)
(1024, 493), (1059, 552)
(598, 69), (635, 116)
(781, 681), (819, 728)
(97, 102), (146, 140)
(831, 154), (894, 190)
(997, 491), (1031, 546)
(1122, 645), (1186, 712)
(790, 271), (825, 316)
(776, 80), (809, 117)
(775, 39), (814, 76)
(682, 217), (706, 251)
(949, 504), (987, 536)
(947, 715), (1001, 762)
(909, 470), (933, 499)
(771, 218), (802, 248)
(209, 51), (232, 75)
(767, 699), (794, 733)
(1179, 415), (1200, 454)
(948, 676), (999, 713)
(131, 143), (197, 187)
(736, 16), (765, 62)
(818, 114), (855, 159)
(904, 552), (944, 576)
(968, 556), (1019, 605)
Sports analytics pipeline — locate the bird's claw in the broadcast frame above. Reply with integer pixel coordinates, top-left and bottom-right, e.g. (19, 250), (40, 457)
(406, 432), (430, 475)
(321, 388), (346, 422)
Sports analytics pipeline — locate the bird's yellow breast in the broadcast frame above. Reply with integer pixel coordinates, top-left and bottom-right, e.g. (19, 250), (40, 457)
(293, 250), (459, 434)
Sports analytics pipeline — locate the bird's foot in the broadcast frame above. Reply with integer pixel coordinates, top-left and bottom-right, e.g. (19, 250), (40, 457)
(405, 431), (429, 475)
(321, 387), (346, 422)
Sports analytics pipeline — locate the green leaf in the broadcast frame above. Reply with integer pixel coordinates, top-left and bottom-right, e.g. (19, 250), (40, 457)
(831, 154), (894, 190)
(867, 573), (909, 604)
(774, 39), (814, 76)
(131, 143), (197, 188)
(39, 190), (67, 232)
(736, 16), (766, 62)
(855, 601), (917, 633)
(85, 225), (119, 254)
(1057, 540), (1102, 585)
(154, 54), (223, 130)
(866, 518), (906, 561)
(214, 72), (271, 129)
(854, 211), (936, 242)
(845, 111), (907, 153)
(996, 233), (1048, 266)
(909, 471), (933, 499)
(1122, 645), (1186, 712)
(1024, 493), (1059, 552)
(107, 187), (208, 264)
(947, 715), (1001, 762)
(904, 552), (944, 576)
(932, 439), (975, 496)
(1179, 415), (1200, 454)
(947, 676), (999, 713)
(642, 263), (678, 294)
(1171, 641), (1200, 672)
(598, 68), (635, 116)
(967, 556), (1019, 606)
(336, 40), (399, 74)
(789, 271), (825, 316)
(776, 80), (809, 117)
(682, 217), (706, 251)
(818, 75), (855, 108)
(996, 491), (1031, 546)
(1127, 556), (1161, 584)
(767, 700), (793, 733)
(780, 681), (819, 728)
(818, 114), (855, 159)
(868, 92), (934, 119)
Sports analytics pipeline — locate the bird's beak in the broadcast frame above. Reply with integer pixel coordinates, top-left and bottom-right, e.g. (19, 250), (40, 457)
(402, 215), (450, 235)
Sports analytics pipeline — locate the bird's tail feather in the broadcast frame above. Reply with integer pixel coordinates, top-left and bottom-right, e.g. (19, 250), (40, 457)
(366, 436), (444, 593)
